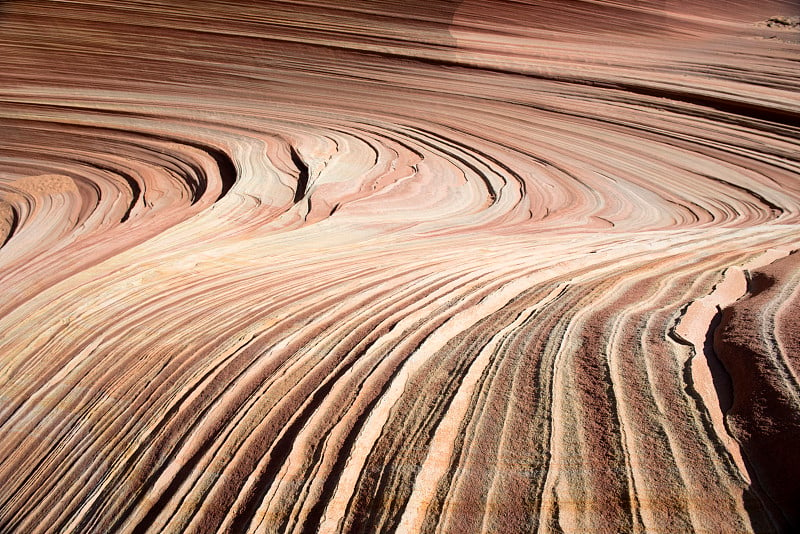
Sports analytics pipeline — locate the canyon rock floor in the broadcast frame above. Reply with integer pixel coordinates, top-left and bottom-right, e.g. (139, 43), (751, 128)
(1, 1), (800, 533)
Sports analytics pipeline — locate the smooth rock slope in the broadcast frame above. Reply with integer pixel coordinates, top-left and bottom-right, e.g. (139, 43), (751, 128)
(1, 1), (799, 532)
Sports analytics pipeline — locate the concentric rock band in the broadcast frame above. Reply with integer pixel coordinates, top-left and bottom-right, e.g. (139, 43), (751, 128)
(1, 1), (799, 532)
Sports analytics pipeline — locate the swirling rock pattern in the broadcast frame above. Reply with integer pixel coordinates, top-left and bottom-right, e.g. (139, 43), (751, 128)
(1, 1), (799, 532)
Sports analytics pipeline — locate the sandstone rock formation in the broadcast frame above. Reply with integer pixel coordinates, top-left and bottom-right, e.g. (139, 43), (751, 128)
(1, 1), (799, 532)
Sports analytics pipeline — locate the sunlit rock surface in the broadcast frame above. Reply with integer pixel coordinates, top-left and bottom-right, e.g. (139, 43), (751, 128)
(1, 1), (799, 532)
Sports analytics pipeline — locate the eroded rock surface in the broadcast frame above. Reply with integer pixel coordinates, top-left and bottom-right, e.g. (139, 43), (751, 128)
(1, 1), (799, 532)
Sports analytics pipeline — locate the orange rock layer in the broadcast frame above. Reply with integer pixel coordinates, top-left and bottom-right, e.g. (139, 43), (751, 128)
(1, 1), (799, 532)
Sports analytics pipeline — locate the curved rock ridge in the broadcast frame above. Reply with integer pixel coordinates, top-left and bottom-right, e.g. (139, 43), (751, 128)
(0, 1), (799, 533)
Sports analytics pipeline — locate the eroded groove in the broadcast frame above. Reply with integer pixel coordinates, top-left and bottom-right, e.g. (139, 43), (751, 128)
(1, 1), (799, 533)
(290, 146), (310, 204)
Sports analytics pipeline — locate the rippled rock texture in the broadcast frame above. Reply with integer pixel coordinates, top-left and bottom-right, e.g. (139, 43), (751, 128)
(1, 1), (800, 532)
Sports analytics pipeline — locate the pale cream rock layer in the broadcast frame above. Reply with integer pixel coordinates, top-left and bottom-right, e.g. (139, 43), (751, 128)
(0, 1), (799, 533)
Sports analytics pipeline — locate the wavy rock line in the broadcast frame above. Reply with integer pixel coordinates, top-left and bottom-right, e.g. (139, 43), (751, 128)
(1, 1), (799, 533)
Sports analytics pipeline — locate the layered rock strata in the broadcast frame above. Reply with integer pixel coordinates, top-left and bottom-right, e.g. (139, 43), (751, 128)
(1, 1), (799, 532)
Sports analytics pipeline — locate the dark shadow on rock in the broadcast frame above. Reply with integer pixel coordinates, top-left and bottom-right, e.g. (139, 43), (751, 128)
(714, 276), (800, 533)
(704, 306), (734, 414)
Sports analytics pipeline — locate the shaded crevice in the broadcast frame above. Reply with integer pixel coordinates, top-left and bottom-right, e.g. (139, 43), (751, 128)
(0, 206), (19, 249)
(178, 141), (237, 203)
(703, 306), (734, 415)
(204, 144), (237, 202)
(5, 119), (237, 207)
(119, 173), (140, 223)
(87, 162), (140, 222)
(109, 128), (236, 204)
(290, 146), (310, 204)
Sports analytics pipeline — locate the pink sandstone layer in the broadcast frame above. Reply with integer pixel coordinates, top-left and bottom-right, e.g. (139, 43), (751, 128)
(1, 1), (799, 532)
